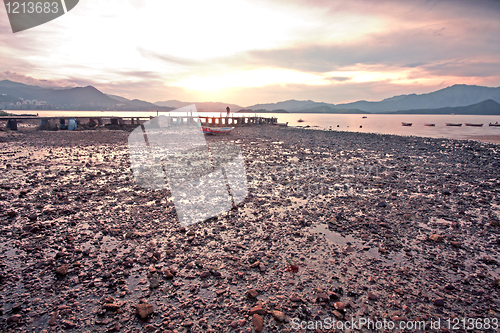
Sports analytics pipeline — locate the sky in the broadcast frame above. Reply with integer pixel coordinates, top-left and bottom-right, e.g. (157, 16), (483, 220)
(1, 0), (500, 106)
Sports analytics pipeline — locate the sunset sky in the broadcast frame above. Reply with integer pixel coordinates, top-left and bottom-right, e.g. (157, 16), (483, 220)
(1, 0), (500, 106)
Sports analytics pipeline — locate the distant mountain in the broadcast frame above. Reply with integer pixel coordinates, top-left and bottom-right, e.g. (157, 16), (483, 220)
(333, 84), (500, 112)
(299, 105), (369, 114)
(3, 79), (500, 114)
(155, 100), (243, 112)
(0, 80), (172, 111)
(108, 94), (174, 110)
(155, 100), (192, 108)
(393, 99), (500, 115)
(247, 100), (331, 113)
(245, 85), (500, 114)
(238, 108), (289, 113)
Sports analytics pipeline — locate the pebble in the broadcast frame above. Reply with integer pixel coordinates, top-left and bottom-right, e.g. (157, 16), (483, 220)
(429, 234), (443, 242)
(55, 264), (69, 276)
(434, 298), (445, 306)
(334, 301), (345, 311)
(271, 310), (285, 322)
(7, 314), (21, 323)
(103, 303), (120, 311)
(252, 314), (264, 332)
(333, 310), (344, 319)
(250, 304), (266, 315)
(136, 303), (154, 319)
(247, 289), (259, 298)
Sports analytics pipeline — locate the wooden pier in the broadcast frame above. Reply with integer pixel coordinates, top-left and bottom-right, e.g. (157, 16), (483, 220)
(0, 114), (279, 130)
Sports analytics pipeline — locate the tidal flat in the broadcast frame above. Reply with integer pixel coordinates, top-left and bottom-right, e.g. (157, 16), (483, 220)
(0, 125), (499, 332)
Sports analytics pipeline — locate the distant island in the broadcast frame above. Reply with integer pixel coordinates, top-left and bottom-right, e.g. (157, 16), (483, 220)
(1, 80), (499, 115)
(391, 99), (500, 115)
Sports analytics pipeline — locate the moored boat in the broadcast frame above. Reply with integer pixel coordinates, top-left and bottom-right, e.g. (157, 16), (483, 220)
(201, 126), (234, 135)
(424, 123), (435, 126)
(362, 116), (367, 118)
(297, 119), (305, 123)
(446, 123), (462, 126)
(489, 122), (500, 127)
(401, 122), (412, 126)
(465, 123), (483, 127)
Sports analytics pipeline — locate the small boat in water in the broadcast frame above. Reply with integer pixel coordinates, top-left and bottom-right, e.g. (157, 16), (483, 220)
(401, 122), (412, 126)
(202, 126), (234, 135)
(362, 116), (367, 118)
(465, 123), (483, 127)
(489, 122), (500, 127)
(446, 123), (462, 126)
(297, 119), (305, 123)
(424, 123), (435, 126)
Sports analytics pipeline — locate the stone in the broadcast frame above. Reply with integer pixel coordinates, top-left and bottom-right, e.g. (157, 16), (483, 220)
(429, 234), (443, 242)
(200, 271), (210, 278)
(7, 314), (21, 322)
(271, 310), (285, 322)
(328, 292), (339, 300)
(252, 314), (264, 332)
(55, 264), (69, 276)
(61, 320), (77, 329)
(163, 269), (174, 279)
(333, 310), (344, 319)
(316, 292), (328, 302)
(434, 298), (445, 306)
(367, 292), (378, 300)
(48, 313), (58, 326)
(290, 295), (302, 302)
(250, 304), (266, 315)
(103, 303), (120, 311)
(149, 275), (160, 289)
(450, 241), (462, 248)
(136, 303), (154, 319)
(247, 289), (259, 298)
(334, 302), (345, 311)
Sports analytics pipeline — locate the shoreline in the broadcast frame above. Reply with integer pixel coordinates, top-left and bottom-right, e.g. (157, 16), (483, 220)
(0, 125), (499, 332)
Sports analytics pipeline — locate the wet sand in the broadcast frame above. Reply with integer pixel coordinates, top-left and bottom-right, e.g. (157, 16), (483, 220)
(0, 126), (499, 332)
(462, 135), (500, 145)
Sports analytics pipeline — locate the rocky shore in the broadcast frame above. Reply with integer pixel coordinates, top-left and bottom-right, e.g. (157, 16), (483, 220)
(0, 126), (499, 332)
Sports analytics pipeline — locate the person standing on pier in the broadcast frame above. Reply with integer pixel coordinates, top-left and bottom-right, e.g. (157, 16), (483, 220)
(226, 106), (230, 117)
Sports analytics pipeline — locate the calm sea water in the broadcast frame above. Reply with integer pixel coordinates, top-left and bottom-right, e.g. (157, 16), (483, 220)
(11, 110), (500, 142)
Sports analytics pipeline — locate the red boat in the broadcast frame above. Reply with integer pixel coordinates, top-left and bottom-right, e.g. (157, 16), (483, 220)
(446, 123), (462, 126)
(489, 122), (500, 127)
(201, 127), (234, 135)
(465, 123), (483, 127)
(424, 123), (435, 126)
(401, 122), (412, 126)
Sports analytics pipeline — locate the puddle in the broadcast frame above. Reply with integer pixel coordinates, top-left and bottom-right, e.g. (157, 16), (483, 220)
(311, 223), (409, 265)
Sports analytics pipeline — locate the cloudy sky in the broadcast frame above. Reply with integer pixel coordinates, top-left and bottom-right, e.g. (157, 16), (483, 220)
(1, 0), (499, 106)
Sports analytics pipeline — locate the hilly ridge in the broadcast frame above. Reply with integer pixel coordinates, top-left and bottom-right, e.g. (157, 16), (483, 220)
(1, 79), (500, 114)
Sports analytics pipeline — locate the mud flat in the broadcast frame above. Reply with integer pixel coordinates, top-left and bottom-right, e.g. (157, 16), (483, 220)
(0, 126), (499, 332)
